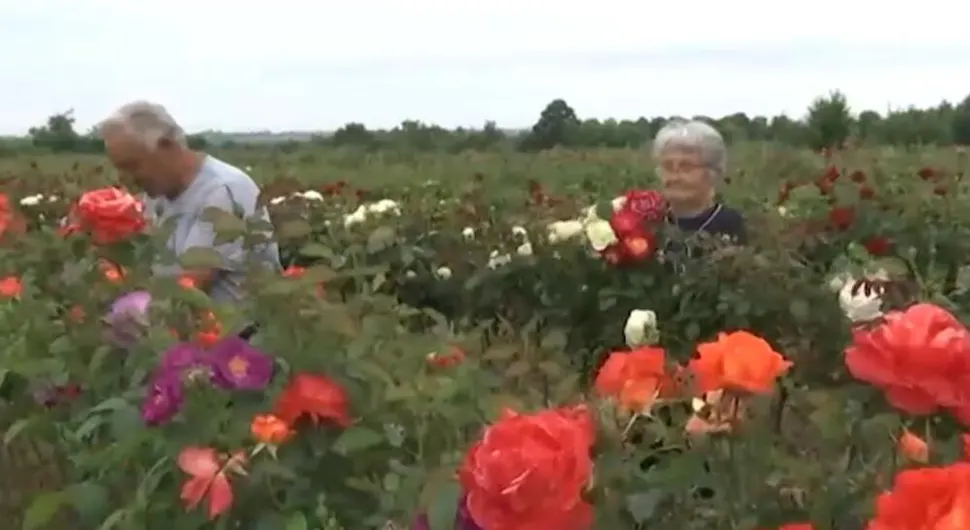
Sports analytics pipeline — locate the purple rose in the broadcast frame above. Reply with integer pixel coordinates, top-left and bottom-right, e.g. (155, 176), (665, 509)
(207, 336), (273, 391)
(159, 342), (211, 383)
(140, 372), (183, 425)
(104, 290), (152, 347)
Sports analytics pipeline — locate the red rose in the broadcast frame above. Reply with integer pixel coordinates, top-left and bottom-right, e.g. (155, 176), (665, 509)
(624, 189), (666, 223)
(845, 303), (970, 421)
(272, 373), (351, 427)
(609, 208), (643, 239)
(867, 462), (970, 530)
(70, 187), (146, 244)
(459, 405), (594, 530)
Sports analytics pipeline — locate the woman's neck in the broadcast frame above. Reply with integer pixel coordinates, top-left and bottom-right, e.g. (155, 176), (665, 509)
(670, 198), (716, 218)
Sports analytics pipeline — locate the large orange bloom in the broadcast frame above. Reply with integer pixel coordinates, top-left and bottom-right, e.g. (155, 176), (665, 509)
(867, 462), (970, 530)
(69, 187), (145, 244)
(272, 373), (351, 427)
(458, 405), (594, 530)
(595, 347), (667, 412)
(689, 330), (792, 394)
(845, 303), (970, 419)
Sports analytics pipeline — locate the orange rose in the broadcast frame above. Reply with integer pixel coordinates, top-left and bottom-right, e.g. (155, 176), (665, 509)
(250, 414), (294, 445)
(0, 275), (21, 298)
(898, 430), (929, 463)
(595, 346), (667, 412)
(689, 330), (792, 394)
(867, 462), (970, 529)
(458, 405), (594, 530)
(71, 187), (146, 245)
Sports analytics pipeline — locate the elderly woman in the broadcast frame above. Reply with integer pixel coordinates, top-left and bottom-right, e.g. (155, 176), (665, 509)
(652, 120), (746, 246)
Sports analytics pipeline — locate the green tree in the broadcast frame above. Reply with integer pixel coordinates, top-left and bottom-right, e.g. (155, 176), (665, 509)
(805, 91), (853, 150)
(519, 99), (581, 151)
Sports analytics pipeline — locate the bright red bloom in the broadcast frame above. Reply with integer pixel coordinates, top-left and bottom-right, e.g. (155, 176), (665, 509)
(918, 167), (938, 181)
(863, 236), (892, 256)
(272, 373), (351, 427)
(458, 405), (594, 530)
(623, 189), (666, 223)
(778, 524), (814, 530)
(866, 462), (970, 530)
(845, 303), (970, 420)
(828, 206), (854, 231)
(622, 234), (655, 261)
(609, 208), (643, 239)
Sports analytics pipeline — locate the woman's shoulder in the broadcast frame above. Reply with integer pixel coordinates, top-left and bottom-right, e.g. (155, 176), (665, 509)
(712, 204), (746, 242)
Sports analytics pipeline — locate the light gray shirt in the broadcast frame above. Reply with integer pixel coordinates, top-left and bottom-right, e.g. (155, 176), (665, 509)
(144, 155), (281, 303)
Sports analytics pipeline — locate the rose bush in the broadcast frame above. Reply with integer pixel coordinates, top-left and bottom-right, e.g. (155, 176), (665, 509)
(1, 145), (970, 529)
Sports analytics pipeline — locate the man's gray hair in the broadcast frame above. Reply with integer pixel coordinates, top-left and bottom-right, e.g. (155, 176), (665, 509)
(97, 101), (187, 148)
(652, 119), (727, 178)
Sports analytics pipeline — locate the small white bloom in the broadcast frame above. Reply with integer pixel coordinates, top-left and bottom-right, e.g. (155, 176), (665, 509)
(300, 190), (324, 201)
(405, 270), (417, 279)
(19, 194), (43, 206)
(244, 165), (253, 172)
(584, 219), (618, 251)
(547, 220), (584, 244)
(343, 205), (369, 227)
(367, 199), (401, 215)
(487, 250), (512, 269)
(624, 309), (659, 347)
(269, 196), (287, 206)
(516, 242), (533, 256)
(435, 266), (453, 279)
(611, 196), (627, 212)
(47, 194), (59, 203)
(461, 226), (475, 240)
(511, 225), (528, 238)
(838, 280), (883, 323)
(777, 206), (790, 217)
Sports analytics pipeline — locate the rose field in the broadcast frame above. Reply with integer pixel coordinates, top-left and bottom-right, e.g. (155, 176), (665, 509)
(1, 144), (970, 530)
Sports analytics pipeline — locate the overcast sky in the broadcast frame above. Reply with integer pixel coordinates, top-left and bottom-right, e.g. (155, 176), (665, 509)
(3, 0), (970, 134)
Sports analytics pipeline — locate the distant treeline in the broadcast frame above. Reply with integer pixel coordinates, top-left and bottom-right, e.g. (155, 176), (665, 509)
(5, 91), (970, 156)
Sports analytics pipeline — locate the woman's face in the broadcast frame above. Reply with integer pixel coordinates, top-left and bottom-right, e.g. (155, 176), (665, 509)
(657, 147), (713, 208)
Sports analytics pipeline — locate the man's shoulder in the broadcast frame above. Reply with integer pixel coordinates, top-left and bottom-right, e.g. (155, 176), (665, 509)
(193, 156), (261, 210)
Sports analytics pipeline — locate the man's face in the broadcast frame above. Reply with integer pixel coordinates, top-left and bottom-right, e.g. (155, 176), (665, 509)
(103, 133), (175, 198)
(658, 147), (713, 207)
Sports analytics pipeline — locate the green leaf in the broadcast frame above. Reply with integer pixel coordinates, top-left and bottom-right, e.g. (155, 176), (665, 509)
(109, 403), (143, 441)
(278, 220), (313, 240)
(366, 226), (397, 253)
(625, 489), (665, 522)
(789, 298), (811, 321)
(90, 396), (129, 413)
(66, 481), (110, 524)
(284, 512), (308, 530)
(426, 480), (461, 530)
(3, 417), (32, 446)
(178, 247), (225, 269)
(333, 426), (384, 455)
(22, 490), (66, 530)
(299, 242), (335, 259)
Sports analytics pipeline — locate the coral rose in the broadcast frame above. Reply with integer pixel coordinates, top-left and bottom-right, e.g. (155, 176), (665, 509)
(845, 303), (970, 420)
(689, 330), (792, 394)
(458, 405), (594, 530)
(624, 189), (666, 223)
(595, 347), (667, 412)
(867, 462), (970, 530)
(71, 187), (145, 244)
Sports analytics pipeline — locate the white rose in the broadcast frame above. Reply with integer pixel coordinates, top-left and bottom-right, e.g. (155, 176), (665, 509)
(584, 219), (618, 251)
(461, 226), (475, 240)
(435, 266), (452, 279)
(547, 220), (584, 244)
(624, 309), (659, 347)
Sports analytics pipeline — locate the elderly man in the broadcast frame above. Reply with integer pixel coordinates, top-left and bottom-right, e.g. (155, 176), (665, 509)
(97, 100), (281, 304)
(651, 120), (746, 267)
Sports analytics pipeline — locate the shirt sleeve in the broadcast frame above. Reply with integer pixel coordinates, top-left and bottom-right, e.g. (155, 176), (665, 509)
(183, 184), (247, 270)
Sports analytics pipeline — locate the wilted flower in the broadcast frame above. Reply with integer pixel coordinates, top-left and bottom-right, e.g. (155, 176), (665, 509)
(207, 337), (274, 391)
(624, 309), (658, 347)
(178, 447), (246, 520)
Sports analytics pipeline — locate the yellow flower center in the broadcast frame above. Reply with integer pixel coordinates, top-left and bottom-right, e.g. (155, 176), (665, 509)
(228, 356), (249, 377)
